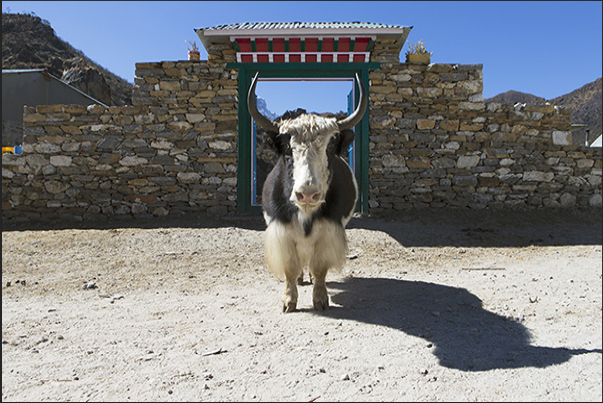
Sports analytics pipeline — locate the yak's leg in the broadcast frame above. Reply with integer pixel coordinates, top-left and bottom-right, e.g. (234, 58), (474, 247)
(297, 271), (313, 285)
(309, 221), (347, 311)
(310, 265), (329, 311)
(280, 242), (302, 312)
(282, 265), (301, 313)
(264, 221), (301, 313)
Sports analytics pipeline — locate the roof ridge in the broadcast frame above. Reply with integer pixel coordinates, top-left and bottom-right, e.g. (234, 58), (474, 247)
(203, 21), (410, 31)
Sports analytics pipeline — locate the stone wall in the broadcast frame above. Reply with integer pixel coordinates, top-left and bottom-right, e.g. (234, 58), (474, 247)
(2, 38), (601, 224)
(2, 59), (240, 222)
(368, 61), (602, 211)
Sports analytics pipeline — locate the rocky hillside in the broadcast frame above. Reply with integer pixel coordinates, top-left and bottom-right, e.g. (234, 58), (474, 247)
(550, 78), (602, 145)
(2, 12), (132, 105)
(485, 78), (602, 146)
(485, 90), (546, 106)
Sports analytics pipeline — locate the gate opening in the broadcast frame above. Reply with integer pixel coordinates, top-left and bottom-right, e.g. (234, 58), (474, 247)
(250, 78), (357, 206)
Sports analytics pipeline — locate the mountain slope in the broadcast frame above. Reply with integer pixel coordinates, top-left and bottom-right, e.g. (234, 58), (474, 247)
(2, 12), (132, 105)
(550, 78), (602, 144)
(485, 79), (602, 145)
(485, 90), (546, 105)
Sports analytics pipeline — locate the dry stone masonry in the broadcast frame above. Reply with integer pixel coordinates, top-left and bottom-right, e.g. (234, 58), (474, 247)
(3, 53), (240, 222)
(367, 61), (601, 212)
(2, 37), (601, 223)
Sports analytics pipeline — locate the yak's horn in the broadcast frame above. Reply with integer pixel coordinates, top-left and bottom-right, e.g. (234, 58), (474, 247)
(337, 73), (367, 131)
(248, 72), (279, 133)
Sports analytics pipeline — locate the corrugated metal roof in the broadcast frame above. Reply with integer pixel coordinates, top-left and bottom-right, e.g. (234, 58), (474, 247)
(2, 69), (108, 107)
(196, 21), (412, 54)
(203, 21), (409, 31)
(2, 69), (47, 74)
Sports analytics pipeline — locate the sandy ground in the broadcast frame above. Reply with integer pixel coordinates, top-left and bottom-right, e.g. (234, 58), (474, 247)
(2, 209), (602, 402)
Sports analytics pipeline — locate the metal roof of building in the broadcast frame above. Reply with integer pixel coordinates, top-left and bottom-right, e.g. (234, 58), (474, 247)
(196, 21), (412, 54)
(2, 69), (47, 74)
(202, 21), (410, 31)
(2, 68), (108, 107)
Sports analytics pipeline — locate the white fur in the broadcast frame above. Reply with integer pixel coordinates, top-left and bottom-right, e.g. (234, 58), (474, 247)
(278, 114), (339, 143)
(280, 115), (339, 215)
(264, 217), (348, 281)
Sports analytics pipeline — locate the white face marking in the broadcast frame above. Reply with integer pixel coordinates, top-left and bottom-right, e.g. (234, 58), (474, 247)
(290, 135), (330, 205)
(278, 115), (339, 215)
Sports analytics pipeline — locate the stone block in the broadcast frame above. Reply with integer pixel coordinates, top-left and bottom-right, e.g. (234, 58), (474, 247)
(35, 143), (61, 154)
(381, 154), (405, 168)
(406, 156), (431, 169)
(439, 119), (459, 131)
(457, 155), (480, 169)
(177, 172), (201, 184)
(371, 115), (396, 129)
(552, 131), (572, 145)
(416, 119), (436, 130)
(44, 180), (70, 194)
(452, 175), (478, 187)
(186, 113), (206, 123)
(478, 175), (500, 187)
(523, 171), (555, 182)
(126, 194), (159, 204)
(588, 194), (602, 207)
(23, 113), (47, 123)
(49, 156), (72, 167)
(119, 156), (149, 166)
(87, 104), (106, 114)
(151, 139), (174, 149)
(159, 81), (182, 91)
(559, 192), (577, 207)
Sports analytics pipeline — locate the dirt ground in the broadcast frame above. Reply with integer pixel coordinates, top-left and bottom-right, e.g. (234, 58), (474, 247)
(2, 209), (602, 402)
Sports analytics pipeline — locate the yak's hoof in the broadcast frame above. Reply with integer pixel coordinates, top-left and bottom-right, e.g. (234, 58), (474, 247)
(312, 285), (329, 311)
(283, 301), (297, 313)
(313, 285), (329, 311)
(313, 297), (329, 311)
(312, 292), (329, 311)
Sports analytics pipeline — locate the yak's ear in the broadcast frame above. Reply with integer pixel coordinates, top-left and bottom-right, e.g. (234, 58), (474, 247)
(262, 129), (291, 155)
(261, 129), (279, 151)
(335, 129), (356, 156)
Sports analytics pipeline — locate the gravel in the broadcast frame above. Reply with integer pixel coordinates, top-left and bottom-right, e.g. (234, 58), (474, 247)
(2, 209), (602, 401)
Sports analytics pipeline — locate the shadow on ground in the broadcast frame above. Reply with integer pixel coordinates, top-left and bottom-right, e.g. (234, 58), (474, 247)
(348, 208), (602, 247)
(316, 276), (602, 371)
(1, 212), (266, 232)
(2, 208), (601, 247)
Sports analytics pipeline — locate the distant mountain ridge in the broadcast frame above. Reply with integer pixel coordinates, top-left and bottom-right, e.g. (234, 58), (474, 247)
(2, 12), (132, 105)
(485, 78), (602, 145)
(484, 90), (546, 106)
(256, 97), (278, 120)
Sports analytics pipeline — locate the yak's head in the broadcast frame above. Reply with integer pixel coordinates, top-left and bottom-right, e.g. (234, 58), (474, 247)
(248, 73), (367, 213)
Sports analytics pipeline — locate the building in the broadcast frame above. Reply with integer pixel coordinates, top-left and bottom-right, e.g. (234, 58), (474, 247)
(2, 69), (107, 146)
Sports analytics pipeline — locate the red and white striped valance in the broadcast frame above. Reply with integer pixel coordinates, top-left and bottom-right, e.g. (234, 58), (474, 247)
(231, 36), (375, 63)
(236, 52), (370, 63)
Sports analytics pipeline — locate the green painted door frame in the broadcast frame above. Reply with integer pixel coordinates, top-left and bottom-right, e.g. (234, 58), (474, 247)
(227, 62), (379, 214)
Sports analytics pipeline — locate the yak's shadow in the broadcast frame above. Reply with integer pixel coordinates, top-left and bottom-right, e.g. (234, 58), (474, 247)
(315, 277), (601, 371)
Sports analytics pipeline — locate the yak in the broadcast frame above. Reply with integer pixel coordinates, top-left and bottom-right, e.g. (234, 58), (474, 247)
(248, 72), (367, 312)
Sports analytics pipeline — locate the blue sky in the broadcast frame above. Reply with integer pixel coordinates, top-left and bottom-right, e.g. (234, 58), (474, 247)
(3, 1), (602, 115)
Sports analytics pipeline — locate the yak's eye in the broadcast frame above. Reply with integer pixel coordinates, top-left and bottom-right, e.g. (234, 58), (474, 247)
(277, 132), (293, 155)
(326, 137), (337, 154)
